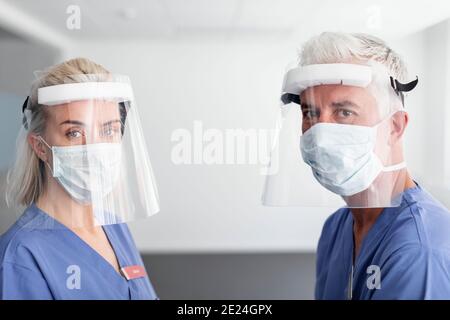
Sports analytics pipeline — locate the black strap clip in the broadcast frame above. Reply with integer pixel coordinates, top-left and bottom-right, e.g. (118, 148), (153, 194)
(22, 96), (30, 113)
(390, 76), (418, 107)
(280, 93), (300, 105)
(22, 96), (30, 129)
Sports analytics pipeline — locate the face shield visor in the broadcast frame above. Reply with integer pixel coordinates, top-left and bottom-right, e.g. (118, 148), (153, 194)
(262, 63), (418, 208)
(18, 74), (159, 228)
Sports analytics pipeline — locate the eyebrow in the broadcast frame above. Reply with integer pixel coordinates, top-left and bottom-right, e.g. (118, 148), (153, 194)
(101, 120), (122, 127)
(331, 100), (361, 109)
(59, 120), (85, 126)
(300, 103), (318, 111)
(59, 119), (121, 126)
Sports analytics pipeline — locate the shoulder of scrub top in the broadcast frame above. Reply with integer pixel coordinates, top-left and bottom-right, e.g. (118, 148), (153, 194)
(384, 185), (450, 257)
(0, 204), (65, 270)
(103, 222), (142, 258)
(320, 207), (350, 236)
(316, 206), (350, 255)
(0, 205), (140, 269)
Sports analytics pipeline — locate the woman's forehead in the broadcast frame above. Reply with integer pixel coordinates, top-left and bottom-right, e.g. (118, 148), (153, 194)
(46, 100), (121, 122)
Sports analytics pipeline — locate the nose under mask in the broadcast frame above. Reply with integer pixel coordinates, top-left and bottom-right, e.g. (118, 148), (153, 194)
(299, 119), (406, 197)
(39, 137), (123, 204)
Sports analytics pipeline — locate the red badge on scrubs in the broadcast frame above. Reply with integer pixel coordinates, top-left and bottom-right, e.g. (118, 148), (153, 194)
(121, 265), (147, 280)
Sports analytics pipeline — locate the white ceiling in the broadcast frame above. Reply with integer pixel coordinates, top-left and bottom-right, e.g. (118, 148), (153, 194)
(2, 0), (450, 43)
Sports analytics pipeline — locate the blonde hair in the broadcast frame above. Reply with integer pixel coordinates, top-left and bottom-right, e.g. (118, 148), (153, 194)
(6, 57), (110, 206)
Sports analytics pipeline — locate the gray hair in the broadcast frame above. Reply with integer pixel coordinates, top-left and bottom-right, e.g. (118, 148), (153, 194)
(299, 32), (410, 114)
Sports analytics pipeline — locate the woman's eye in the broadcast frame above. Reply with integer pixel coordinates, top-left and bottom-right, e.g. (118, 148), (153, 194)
(103, 126), (120, 137)
(101, 127), (120, 139)
(66, 130), (82, 139)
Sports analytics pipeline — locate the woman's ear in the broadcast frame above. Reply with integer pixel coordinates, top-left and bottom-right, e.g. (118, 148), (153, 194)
(390, 111), (408, 145)
(28, 134), (49, 162)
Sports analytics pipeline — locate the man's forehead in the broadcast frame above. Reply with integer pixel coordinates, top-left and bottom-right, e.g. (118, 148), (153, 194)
(300, 85), (376, 107)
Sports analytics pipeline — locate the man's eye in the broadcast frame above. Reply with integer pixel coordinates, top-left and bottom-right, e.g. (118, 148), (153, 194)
(337, 109), (354, 117)
(302, 110), (318, 119)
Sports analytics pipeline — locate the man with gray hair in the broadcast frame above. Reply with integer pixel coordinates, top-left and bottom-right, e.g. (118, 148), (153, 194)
(263, 32), (450, 299)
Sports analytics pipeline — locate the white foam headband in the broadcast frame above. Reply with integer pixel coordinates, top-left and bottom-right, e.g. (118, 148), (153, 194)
(282, 63), (373, 95)
(38, 82), (134, 106)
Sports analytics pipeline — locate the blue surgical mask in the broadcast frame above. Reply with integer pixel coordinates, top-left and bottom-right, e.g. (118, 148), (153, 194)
(300, 120), (406, 196)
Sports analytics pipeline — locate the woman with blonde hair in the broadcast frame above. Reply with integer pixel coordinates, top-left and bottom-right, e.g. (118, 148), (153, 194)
(0, 58), (160, 299)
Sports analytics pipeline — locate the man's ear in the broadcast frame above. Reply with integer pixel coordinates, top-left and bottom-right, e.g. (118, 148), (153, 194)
(390, 111), (408, 145)
(28, 134), (49, 162)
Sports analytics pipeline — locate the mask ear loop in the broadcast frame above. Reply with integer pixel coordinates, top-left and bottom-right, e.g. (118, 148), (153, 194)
(38, 136), (55, 176)
(381, 161), (406, 172)
(373, 110), (408, 172)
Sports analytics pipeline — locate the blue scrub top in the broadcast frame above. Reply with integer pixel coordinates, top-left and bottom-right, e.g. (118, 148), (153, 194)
(0, 204), (158, 300)
(316, 184), (450, 300)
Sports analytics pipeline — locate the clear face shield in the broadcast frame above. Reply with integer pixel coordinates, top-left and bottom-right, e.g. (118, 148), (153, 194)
(19, 74), (159, 228)
(262, 63), (418, 208)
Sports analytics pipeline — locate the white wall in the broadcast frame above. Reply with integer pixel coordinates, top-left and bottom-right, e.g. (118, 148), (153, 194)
(420, 19), (450, 205)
